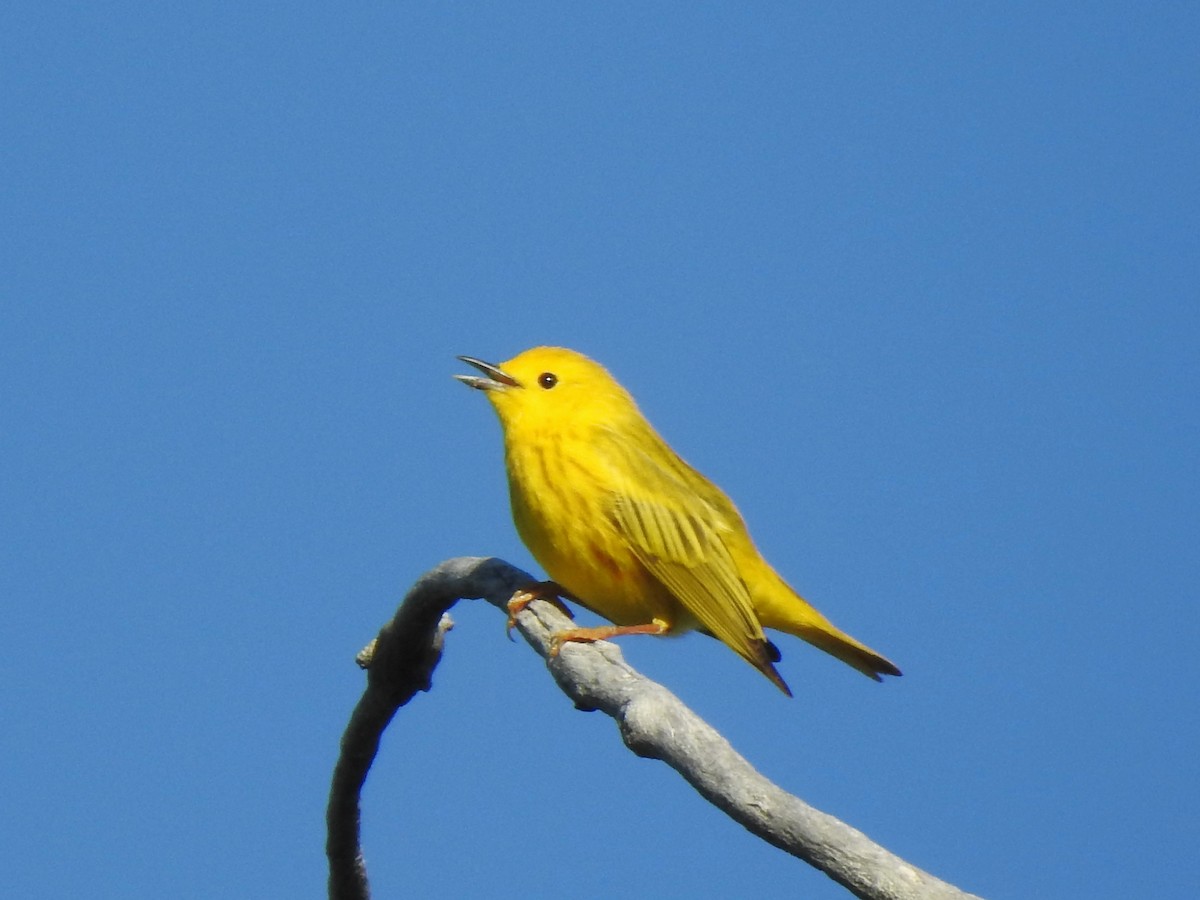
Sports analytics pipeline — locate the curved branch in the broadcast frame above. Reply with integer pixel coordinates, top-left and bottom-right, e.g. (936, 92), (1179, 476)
(327, 556), (982, 900)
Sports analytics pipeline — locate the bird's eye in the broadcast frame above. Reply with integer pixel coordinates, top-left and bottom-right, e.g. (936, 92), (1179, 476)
(538, 372), (558, 389)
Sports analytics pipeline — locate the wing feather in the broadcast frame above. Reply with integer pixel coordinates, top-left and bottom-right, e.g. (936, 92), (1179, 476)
(599, 428), (767, 665)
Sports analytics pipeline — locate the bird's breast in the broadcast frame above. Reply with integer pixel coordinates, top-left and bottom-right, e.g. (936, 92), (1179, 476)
(503, 429), (671, 625)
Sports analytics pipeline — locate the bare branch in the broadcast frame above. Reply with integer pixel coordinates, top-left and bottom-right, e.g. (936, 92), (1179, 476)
(327, 557), (983, 900)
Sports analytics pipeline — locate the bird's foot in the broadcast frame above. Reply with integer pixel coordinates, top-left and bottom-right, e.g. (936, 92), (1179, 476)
(547, 622), (669, 657)
(506, 581), (573, 640)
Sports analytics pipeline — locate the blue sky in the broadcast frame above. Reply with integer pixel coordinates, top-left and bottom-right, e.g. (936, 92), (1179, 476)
(3, 4), (1197, 898)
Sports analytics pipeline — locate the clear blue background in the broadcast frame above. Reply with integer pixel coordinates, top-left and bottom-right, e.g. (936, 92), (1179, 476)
(3, 4), (1196, 898)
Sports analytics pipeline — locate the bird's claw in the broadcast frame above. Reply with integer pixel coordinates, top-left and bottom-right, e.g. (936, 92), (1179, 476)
(505, 582), (573, 640)
(505, 589), (536, 641)
(547, 633), (566, 657)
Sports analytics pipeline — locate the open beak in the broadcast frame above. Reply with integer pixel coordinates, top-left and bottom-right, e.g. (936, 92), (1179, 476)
(454, 355), (521, 391)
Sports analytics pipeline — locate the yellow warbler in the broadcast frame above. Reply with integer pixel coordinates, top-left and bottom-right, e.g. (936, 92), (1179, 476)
(456, 347), (901, 695)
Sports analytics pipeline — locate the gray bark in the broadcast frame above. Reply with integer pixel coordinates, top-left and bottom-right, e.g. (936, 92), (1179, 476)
(327, 556), (983, 900)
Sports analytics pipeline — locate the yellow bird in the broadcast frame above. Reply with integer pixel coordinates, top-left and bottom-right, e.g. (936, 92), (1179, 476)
(456, 347), (901, 696)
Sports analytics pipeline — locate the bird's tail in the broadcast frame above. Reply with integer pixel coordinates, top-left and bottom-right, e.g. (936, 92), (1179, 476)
(790, 621), (902, 681)
(751, 568), (902, 681)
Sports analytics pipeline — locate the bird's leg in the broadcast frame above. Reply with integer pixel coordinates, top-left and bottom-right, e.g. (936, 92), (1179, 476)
(506, 581), (574, 640)
(548, 621), (669, 657)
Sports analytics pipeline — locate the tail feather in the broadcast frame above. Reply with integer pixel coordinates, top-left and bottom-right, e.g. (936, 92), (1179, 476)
(750, 569), (902, 681)
(796, 625), (902, 681)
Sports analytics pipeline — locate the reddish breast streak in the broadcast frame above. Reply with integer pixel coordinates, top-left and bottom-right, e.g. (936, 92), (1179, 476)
(590, 546), (623, 579)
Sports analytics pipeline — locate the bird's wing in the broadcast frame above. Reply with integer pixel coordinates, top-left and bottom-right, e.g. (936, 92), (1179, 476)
(600, 431), (768, 665)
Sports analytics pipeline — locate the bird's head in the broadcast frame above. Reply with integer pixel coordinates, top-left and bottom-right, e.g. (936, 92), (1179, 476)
(456, 347), (637, 435)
